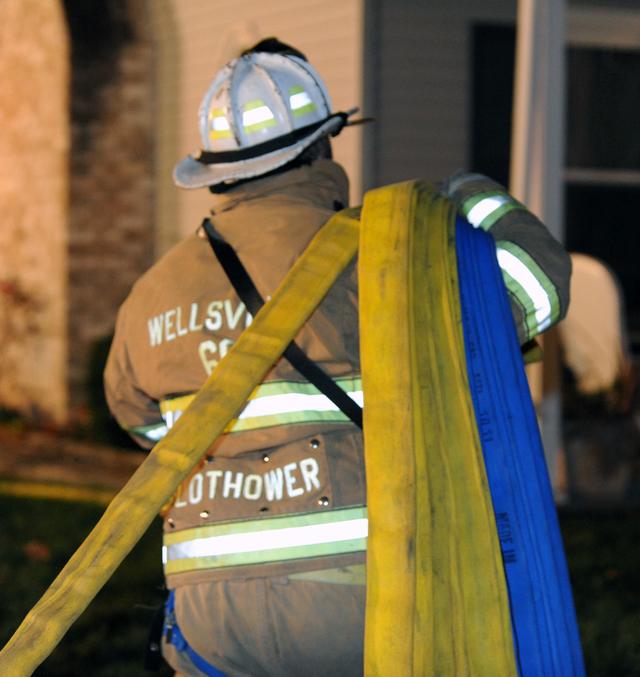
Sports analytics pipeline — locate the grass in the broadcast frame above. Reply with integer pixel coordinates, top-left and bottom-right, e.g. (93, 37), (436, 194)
(0, 496), (172, 676)
(560, 508), (640, 676)
(0, 495), (638, 675)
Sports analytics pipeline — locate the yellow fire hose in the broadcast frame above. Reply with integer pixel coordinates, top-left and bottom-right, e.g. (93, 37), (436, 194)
(0, 207), (360, 676)
(360, 182), (516, 675)
(0, 181), (516, 675)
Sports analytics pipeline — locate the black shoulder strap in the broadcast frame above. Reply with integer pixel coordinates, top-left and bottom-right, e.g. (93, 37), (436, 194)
(202, 218), (363, 429)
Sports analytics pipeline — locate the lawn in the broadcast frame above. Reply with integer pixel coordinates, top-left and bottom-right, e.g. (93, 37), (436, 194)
(0, 496), (172, 676)
(560, 508), (640, 676)
(0, 495), (638, 675)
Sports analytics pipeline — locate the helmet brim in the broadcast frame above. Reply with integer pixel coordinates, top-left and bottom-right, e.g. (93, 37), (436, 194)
(173, 115), (344, 189)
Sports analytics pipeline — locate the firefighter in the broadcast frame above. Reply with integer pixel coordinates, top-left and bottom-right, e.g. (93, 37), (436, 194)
(105, 38), (571, 677)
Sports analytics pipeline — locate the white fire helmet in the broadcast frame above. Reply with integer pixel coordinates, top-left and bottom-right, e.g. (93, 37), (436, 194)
(173, 51), (355, 189)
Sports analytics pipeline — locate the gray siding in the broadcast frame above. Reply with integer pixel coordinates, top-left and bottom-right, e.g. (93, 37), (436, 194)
(365, 0), (516, 190)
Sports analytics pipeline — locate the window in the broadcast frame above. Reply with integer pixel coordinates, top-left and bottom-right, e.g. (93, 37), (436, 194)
(472, 17), (640, 347)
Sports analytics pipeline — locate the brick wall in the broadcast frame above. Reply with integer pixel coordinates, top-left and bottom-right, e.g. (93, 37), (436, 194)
(65, 0), (155, 412)
(0, 0), (69, 423)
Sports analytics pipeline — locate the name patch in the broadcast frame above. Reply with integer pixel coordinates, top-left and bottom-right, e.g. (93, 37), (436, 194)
(175, 457), (321, 507)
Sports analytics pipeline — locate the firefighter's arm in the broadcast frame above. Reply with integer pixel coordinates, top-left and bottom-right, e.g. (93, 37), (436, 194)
(440, 171), (571, 344)
(104, 306), (167, 450)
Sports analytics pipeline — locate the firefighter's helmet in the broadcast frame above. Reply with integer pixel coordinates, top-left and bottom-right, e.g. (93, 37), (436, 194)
(174, 47), (354, 189)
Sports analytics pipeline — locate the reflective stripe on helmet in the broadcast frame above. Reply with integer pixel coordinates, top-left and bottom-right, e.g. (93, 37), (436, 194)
(208, 108), (232, 140)
(289, 85), (316, 117)
(158, 376), (363, 436)
(162, 506), (368, 574)
(242, 99), (277, 134)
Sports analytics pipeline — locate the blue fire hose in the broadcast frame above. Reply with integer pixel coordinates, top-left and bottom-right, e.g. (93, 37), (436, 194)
(456, 216), (585, 676)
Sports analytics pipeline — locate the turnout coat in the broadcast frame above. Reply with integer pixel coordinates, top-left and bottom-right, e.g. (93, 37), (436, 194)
(104, 159), (571, 676)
